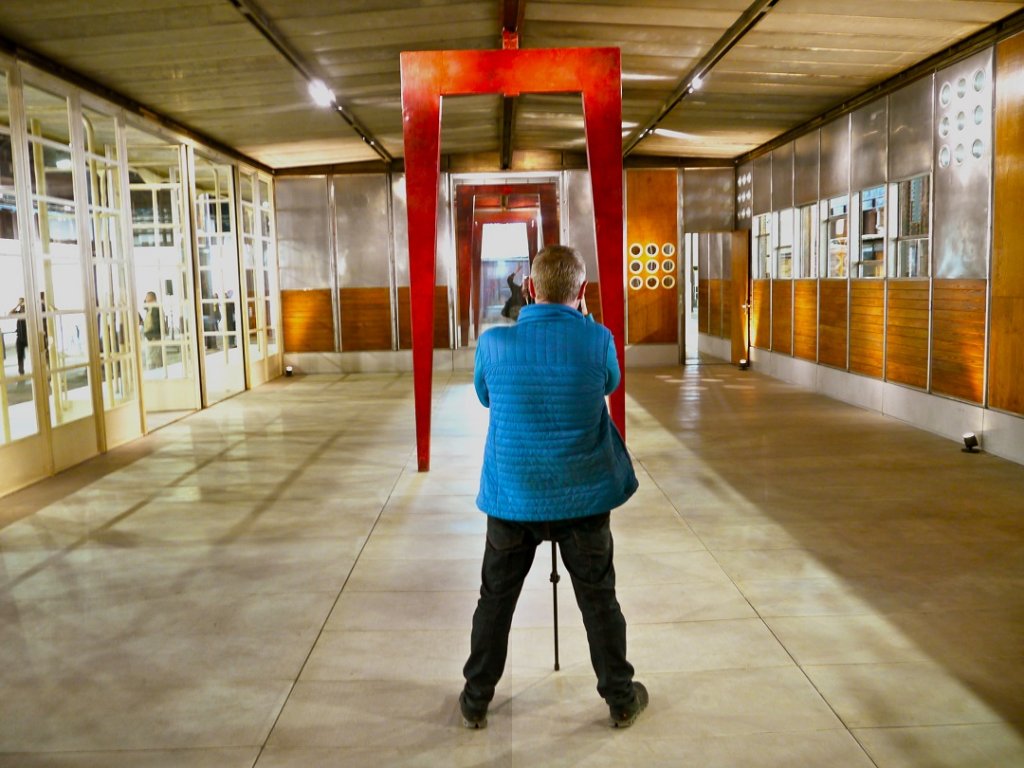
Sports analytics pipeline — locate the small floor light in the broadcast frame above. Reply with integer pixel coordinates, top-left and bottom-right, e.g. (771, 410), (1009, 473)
(285, 365), (294, 377)
(738, 358), (749, 370)
(962, 432), (979, 453)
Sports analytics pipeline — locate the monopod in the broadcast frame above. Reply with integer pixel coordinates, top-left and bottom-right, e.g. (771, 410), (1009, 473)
(550, 540), (560, 671)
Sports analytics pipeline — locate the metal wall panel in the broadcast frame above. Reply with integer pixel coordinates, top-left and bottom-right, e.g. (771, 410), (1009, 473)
(565, 170), (600, 278)
(333, 174), (390, 288)
(933, 48), (993, 279)
(794, 130), (820, 205)
(392, 172), (450, 287)
(682, 167), (735, 232)
(889, 75), (934, 180)
(716, 232), (732, 280)
(706, 232), (722, 279)
(275, 177), (331, 290)
(819, 115), (851, 199)
(851, 98), (888, 191)
(772, 142), (794, 210)
(736, 161), (752, 230)
(752, 153), (772, 215)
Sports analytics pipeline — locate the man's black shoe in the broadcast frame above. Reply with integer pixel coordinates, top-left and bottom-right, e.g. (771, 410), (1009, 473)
(609, 681), (648, 728)
(459, 691), (488, 729)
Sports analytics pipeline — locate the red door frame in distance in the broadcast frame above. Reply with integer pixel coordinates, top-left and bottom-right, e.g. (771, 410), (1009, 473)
(401, 47), (625, 471)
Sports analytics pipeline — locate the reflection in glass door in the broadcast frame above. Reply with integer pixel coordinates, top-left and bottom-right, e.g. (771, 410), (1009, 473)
(193, 153), (244, 405)
(127, 126), (200, 430)
(82, 103), (140, 448)
(239, 170), (280, 386)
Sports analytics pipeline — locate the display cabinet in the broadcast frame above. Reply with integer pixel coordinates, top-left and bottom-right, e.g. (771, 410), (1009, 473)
(856, 185), (886, 278)
(820, 195), (849, 278)
(889, 175), (930, 278)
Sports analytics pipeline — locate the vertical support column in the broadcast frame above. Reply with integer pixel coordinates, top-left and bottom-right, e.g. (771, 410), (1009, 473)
(401, 53), (443, 471)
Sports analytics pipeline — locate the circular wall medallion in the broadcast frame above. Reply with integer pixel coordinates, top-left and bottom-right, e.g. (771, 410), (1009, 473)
(974, 69), (986, 92)
(956, 77), (967, 98)
(629, 260), (643, 274)
(662, 259), (676, 272)
(972, 139), (984, 159)
(629, 243), (643, 257)
(662, 275), (676, 289)
(629, 276), (643, 290)
(646, 276), (659, 289)
(939, 82), (952, 106)
(646, 259), (660, 273)
(645, 243), (659, 257)
(938, 145), (951, 168)
(662, 243), (676, 257)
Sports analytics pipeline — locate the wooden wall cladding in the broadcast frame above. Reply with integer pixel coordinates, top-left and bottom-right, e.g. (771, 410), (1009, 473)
(771, 281), (793, 355)
(708, 280), (722, 337)
(585, 282), (603, 325)
(886, 280), (929, 389)
(990, 32), (1024, 414)
(931, 279), (986, 403)
(339, 287), (392, 351)
(793, 280), (818, 361)
(698, 279), (709, 333)
(626, 169), (678, 344)
(397, 286), (450, 350)
(818, 279), (849, 369)
(750, 279), (771, 349)
(281, 289), (335, 352)
(849, 281), (884, 378)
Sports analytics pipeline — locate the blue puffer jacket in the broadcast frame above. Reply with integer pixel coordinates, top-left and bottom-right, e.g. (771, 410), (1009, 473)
(474, 303), (638, 521)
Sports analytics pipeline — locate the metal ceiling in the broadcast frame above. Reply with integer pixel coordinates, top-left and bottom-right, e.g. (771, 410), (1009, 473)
(0, 0), (1021, 170)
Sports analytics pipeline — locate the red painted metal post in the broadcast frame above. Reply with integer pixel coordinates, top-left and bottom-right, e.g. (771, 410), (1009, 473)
(400, 47), (625, 471)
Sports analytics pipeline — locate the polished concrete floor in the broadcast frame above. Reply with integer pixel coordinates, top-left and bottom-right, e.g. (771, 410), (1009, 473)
(1, 364), (1022, 767)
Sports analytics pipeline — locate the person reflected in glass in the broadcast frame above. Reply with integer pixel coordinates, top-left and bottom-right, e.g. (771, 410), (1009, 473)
(141, 291), (162, 369)
(10, 297), (28, 375)
(500, 264), (525, 322)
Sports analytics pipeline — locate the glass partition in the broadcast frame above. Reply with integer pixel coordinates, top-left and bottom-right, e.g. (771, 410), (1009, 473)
(193, 153), (244, 404)
(889, 175), (930, 278)
(82, 105), (137, 412)
(795, 203), (818, 278)
(23, 83), (93, 427)
(239, 170), (278, 373)
(126, 125), (200, 424)
(0, 72), (39, 444)
(820, 195), (849, 278)
(774, 208), (794, 279)
(752, 213), (771, 278)
(855, 185), (886, 278)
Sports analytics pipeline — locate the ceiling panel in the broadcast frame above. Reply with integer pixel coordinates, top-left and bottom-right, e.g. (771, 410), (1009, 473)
(0, 0), (1020, 168)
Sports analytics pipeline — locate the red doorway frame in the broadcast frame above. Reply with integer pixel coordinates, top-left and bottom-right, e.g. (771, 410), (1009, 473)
(401, 47), (624, 471)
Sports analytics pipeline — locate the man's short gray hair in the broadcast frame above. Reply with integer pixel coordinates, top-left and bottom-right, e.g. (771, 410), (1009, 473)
(531, 245), (585, 304)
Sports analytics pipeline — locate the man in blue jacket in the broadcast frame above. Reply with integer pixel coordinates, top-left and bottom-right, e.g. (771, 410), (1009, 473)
(460, 244), (646, 729)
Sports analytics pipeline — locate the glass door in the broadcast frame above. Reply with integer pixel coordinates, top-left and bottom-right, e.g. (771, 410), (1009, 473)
(192, 152), (244, 405)
(239, 170), (280, 386)
(126, 126), (200, 429)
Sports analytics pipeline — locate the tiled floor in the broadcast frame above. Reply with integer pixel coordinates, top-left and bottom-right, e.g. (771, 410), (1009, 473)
(1, 364), (1022, 767)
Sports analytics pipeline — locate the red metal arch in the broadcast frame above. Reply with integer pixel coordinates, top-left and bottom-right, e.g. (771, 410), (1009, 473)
(401, 47), (624, 471)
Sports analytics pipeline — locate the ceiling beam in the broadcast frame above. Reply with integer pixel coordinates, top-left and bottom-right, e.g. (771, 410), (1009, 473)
(622, 0), (781, 158)
(227, 0), (394, 164)
(500, 0), (527, 170)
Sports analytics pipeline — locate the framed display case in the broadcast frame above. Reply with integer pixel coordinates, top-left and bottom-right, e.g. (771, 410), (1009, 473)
(820, 195), (849, 278)
(888, 175), (931, 278)
(753, 213), (771, 278)
(856, 185), (886, 278)
(774, 208), (794, 278)
(796, 202), (818, 278)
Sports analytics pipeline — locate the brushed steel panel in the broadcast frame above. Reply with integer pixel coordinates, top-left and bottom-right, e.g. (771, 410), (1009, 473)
(392, 172), (450, 288)
(753, 153), (772, 215)
(736, 161), (753, 231)
(716, 232), (732, 280)
(772, 141), (794, 210)
(933, 48), (993, 279)
(706, 231), (722, 279)
(794, 130), (820, 205)
(851, 97), (887, 191)
(274, 177), (331, 290)
(333, 174), (389, 288)
(565, 170), (599, 278)
(889, 74), (934, 180)
(682, 167), (735, 232)
(819, 115), (850, 199)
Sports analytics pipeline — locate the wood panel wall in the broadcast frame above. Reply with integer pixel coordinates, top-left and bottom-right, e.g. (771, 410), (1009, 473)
(708, 280), (722, 337)
(626, 169), (678, 344)
(818, 279), (849, 369)
(721, 278), (732, 340)
(584, 282), (603, 325)
(849, 281), (884, 378)
(771, 281), (792, 355)
(750, 279), (771, 349)
(931, 279), (986, 403)
(793, 280), (817, 361)
(990, 31), (1024, 414)
(339, 287), (392, 351)
(281, 289), (334, 352)
(397, 286), (450, 349)
(886, 280), (929, 389)
(698, 279), (709, 333)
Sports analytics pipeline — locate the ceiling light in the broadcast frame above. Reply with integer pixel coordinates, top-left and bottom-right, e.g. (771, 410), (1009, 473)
(653, 128), (694, 141)
(691, 75), (704, 90)
(308, 79), (335, 108)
